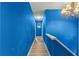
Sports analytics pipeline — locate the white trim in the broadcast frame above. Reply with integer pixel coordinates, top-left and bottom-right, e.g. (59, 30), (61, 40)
(42, 15), (45, 37)
(42, 37), (51, 56)
(41, 15), (51, 55)
(46, 33), (77, 56)
(42, 17), (43, 36)
(27, 9), (37, 55)
(27, 39), (36, 56)
(41, 15), (50, 55)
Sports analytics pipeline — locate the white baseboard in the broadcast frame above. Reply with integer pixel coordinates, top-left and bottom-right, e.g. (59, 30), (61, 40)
(27, 39), (35, 56)
(42, 37), (51, 56)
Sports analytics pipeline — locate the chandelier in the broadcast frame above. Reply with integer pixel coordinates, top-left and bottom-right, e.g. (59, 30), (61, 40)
(61, 2), (79, 16)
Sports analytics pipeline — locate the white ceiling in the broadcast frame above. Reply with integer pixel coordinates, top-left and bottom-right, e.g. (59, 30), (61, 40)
(30, 2), (68, 16)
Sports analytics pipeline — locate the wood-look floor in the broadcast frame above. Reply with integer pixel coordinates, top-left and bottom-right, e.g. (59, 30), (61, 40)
(29, 37), (49, 56)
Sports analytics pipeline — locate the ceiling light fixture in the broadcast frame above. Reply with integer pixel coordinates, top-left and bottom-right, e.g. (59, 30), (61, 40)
(61, 2), (79, 16)
(35, 15), (43, 21)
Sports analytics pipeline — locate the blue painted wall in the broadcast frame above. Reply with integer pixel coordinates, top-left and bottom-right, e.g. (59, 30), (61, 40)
(43, 9), (78, 56)
(78, 17), (79, 56)
(0, 3), (1, 55)
(0, 2), (35, 56)
(36, 20), (42, 36)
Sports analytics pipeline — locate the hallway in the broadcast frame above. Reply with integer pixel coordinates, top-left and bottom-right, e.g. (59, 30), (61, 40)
(28, 37), (49, 56)
(0, 2), (78, 56)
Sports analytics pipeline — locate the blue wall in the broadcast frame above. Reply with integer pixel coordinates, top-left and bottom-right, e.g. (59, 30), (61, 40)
(36, 20), (42, 36)
(0, 3), (1, 55)
(43, 9), (78, 56)
(78, 17), (79, 56)
(0, 2), (35, 56)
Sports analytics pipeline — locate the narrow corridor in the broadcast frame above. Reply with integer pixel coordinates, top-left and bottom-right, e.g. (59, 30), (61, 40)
(29, 36), (49, 56)
(0, 2), (78, 56)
